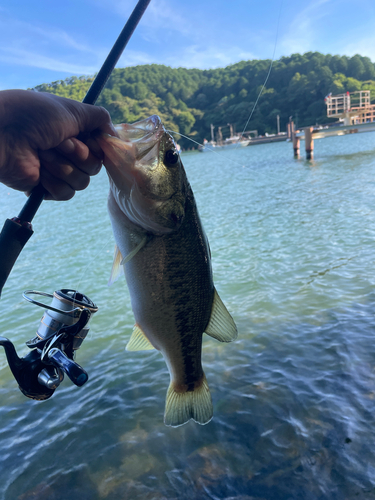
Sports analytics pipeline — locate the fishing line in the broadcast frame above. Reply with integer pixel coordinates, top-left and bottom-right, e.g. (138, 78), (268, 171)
(71, 237), (115, 299)
(166, 127), (297, 189)
(67, 236), (114, 342)
(167, 0), (283, 157)
(166, 130), (247, 168)
(75, 0), (285, 301)
(238, 0), (284, 140)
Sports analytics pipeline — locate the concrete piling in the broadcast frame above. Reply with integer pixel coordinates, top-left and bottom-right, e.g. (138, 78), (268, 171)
(292, 133), (300, 158)
(304, 127), (314, 160)
(290, 121), (300, 158)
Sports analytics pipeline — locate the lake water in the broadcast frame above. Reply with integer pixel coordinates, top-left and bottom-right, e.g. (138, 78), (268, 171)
(1, 132), (375, 499)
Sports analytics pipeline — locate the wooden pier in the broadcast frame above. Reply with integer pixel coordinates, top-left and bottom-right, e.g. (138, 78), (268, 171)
(291, 90), (375, 159)
(247, 134), (287, 146)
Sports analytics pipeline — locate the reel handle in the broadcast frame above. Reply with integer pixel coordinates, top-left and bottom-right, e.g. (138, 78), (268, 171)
(48, 348), (88, 387)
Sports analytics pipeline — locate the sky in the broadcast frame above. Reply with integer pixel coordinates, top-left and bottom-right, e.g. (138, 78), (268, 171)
(1, 0), (375, 90)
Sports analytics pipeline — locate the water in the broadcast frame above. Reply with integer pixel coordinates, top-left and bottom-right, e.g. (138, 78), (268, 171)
(1, 132), (375, 499)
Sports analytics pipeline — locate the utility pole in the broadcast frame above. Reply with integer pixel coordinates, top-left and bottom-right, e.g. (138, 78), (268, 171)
(210, 124), (215, 142)
(217, 127), (223, 145)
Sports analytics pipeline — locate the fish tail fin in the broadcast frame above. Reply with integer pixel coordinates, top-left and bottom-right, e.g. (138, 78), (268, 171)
(164, 374), (213, 427)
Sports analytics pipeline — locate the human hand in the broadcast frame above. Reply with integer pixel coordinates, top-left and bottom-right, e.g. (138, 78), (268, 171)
(0, 89), (117, 200)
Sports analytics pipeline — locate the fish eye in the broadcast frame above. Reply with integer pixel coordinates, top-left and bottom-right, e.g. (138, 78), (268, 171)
(165, 149), (179, 165)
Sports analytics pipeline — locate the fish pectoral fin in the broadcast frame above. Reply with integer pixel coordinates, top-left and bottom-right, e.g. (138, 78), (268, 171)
(164, 374), (213, 427)
(108, 236), (148, 286)
(121, 235), (148, 265)
(204, 288), (238, 342)
(108, 244), (124, 286)
(126, 324), (155, 351)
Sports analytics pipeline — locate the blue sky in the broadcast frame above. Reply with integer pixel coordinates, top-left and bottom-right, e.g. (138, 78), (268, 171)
(1, 0), (375, 90)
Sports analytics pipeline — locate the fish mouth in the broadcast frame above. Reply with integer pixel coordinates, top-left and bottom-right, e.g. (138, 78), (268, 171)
(95, 115), (168, 188)
(97, 115), (183, 235)
(116, 115), (166, 158)
(115, 115), (163, 141)
(98, 115), (175, 184)
(116, 115), (178, 166)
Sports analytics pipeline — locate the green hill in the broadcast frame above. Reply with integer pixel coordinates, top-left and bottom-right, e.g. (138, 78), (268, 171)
(31, 52), (375, 149)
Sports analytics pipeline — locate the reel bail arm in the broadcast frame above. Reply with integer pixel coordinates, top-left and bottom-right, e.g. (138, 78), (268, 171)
(0, 289), (97, 400)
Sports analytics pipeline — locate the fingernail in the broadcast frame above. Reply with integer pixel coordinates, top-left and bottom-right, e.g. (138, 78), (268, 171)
(58, 139), (75, 154)
(92, 163), (103, 175)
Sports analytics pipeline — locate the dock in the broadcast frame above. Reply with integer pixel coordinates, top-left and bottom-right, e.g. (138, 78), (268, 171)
(247, 134), (288, 146)
(291, 90), (375, 159)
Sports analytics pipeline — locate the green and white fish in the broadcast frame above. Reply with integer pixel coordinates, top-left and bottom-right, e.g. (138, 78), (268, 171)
(97, 115), (237, 427)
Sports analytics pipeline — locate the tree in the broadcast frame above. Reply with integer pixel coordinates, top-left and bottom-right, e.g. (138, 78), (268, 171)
(175, 111), (195, 135)
(30, 52), (375, 146)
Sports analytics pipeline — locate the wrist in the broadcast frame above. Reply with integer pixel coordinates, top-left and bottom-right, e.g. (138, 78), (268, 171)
(0, 93), (7, 172)
(0, 91), (20, 175)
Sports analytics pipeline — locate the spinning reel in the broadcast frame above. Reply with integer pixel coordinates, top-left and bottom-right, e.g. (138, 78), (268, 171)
(0, 289), (97, 400)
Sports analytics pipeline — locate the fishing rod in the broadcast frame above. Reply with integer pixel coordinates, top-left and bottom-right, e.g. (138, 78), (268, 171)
(0, 0), (152, 401)
(0, 0), (152, 295)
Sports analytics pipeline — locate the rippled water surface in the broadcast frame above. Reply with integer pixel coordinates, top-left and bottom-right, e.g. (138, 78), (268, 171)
(1, 133), (375, 499)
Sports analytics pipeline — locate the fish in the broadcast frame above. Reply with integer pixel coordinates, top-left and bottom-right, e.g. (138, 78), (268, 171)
(96, 115), (237, 427)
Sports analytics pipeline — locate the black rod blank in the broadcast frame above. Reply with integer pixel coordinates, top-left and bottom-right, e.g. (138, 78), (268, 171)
(23, 0), (152, 222)
(83, 0), (152, 106)
(0, 0), (152, 295)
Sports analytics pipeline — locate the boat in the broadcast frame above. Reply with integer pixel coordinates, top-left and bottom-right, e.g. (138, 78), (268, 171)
(198, 136), (250, 152)
(198, 123), (251, 152)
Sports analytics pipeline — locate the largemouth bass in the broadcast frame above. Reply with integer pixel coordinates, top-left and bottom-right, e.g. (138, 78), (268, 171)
(97, 115), (237, 427)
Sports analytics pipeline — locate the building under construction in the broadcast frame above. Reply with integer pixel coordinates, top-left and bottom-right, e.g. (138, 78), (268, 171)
(325, 90), (375, 125)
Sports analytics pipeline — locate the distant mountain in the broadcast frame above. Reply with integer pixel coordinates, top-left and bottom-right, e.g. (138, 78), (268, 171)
(31, 52), (375, 149)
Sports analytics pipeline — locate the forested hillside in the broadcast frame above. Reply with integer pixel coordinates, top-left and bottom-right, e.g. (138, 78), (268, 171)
(32, 52), (375, 149)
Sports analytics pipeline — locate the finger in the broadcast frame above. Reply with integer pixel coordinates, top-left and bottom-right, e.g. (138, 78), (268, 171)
(83, 136), (105, 160)
(99, 116), (118, 137)
(64, 101), (116, 136)
(39, 168), (76, 201)
(56, 137), (103, 176)
(85, 105), (117, 136)
(39, 148), (90, 192)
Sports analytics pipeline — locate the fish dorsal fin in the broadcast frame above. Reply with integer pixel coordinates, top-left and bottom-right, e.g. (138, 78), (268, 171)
(120, 235), (148, 265)
(205, 288), (238, 342)
(126, 324), (155, 351)
(108, 244), (124, 286)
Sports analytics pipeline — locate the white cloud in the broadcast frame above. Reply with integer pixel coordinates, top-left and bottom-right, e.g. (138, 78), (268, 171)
(141, 0), (194, 37)
(0, 16), (93, 53)
(0, 12), (106, 76)
(97, 0), (192, 37)
(116, 49), (156, 67)
(342, 34), (375, 61)
(0, 48), (98, 75)
(278, 0), (333, 56)
(163, 45), (256, 69)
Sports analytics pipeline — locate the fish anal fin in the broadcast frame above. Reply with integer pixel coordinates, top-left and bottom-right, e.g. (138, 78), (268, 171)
(205, 288), (238, 342)
(164, 374), (213, 427)
(126, 324), (155, 351)
(108, 244), (124, 286)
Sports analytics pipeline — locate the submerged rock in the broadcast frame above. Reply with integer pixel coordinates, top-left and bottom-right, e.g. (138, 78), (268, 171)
(17, 482), (54, 500)
(17, 468), (97, 500)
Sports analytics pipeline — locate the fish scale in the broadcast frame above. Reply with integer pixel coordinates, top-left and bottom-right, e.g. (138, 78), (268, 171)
(126, 189), (212, 385)
(96, 115), (237, 427)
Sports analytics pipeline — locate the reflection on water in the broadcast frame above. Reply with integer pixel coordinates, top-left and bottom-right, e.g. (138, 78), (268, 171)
(1, 133), (375, 499)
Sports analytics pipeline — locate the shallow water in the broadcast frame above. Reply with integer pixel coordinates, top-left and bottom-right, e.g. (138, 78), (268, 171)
(1, 132), (375, 499)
